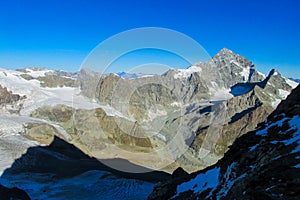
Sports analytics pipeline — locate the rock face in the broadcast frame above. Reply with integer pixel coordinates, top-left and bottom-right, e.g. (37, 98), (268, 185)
(17, 67), (77, 88)
(30, 105), (153, 150)
(148, 85), (300, 200)
(0, 84), (26, 114)
(0, 184), (30, 200)
(36, 75), (75, 88)
(76, 68), (102, 99)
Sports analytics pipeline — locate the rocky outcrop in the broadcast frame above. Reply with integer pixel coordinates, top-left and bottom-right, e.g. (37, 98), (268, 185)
(0, 84), (26, 114)
(36, 75), (75, 88)
(0, 184), (30, 200)
(76, 68), (101, 99)
(30, 105), (153, 151)
(148, 85), (300, 200)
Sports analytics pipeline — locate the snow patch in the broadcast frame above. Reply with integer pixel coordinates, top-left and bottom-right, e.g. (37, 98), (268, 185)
(249, 144), (259, 151)
(294, 163), (300, 168)
(155, 133), (167, 142)
(239, 67), (250, 82)
(256, 116), (300, 153)
(256, 117), (288, 136)
(25, 68), (53, 78)
(217, 163), (238, 198)
(272, 99), (281, 108)
(174, 167), (220, 197)
(257, 71), (266, 78)
(285, 78), (298, 89)
(278, 89), (290, 99)
(174, 65), (202, 79)
(230, 60), (241, 67)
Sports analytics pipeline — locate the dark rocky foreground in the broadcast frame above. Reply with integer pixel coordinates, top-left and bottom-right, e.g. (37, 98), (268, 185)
(148, 85), (300, 200)
(0, 184), (30, 200)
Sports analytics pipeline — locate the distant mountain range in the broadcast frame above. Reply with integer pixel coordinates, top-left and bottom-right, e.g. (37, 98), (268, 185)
(289, 78), (300, 83)
(0, 48), (298, 199)
(116, 71), (155, 79)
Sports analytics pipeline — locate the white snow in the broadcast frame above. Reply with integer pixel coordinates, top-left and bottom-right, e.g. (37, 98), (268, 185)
(286, 116), (300, 153)
(249, 144), (259, 151)
(256, 116), (300, 154)
(25, 68), (53, 78)
(174, 167), (220, 197)
(174, 65), (202, 79)
(155, 133), (167, 142)
(0, 68), (131, 120)
(216, 168), (247, 199)
(256, 117), (288, 136)
(271, 89), (291, 108)
(272, 99), (281, 108)
(278, 89), (290, 99)
(257, 71), (266, 78)
(0, 170), (154, 200)
(208, 81), (233, 101)
(0, 114), (75, 175)
(0, 68), (135, 174)
(230, 60), (241, 67)
(239, 67), (250, 82)
(171, 102), (182, 107)
(285, 78), (299, 89)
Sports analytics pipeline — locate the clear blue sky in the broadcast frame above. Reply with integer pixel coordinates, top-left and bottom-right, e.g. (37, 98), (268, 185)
(0, 0), (299, 78)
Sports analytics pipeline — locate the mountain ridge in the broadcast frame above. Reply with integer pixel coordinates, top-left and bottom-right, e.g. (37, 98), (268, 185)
(148, 84), (300, 200)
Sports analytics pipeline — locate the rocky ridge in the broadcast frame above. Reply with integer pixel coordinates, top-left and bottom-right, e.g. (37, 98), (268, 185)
(148, 84), (300, 200)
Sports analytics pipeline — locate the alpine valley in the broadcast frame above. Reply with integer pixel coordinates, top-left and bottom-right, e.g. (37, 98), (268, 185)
(0, 48), (299, 199)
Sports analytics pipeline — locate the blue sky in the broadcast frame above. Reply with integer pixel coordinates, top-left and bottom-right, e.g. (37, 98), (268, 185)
(0, 0), (299, 77)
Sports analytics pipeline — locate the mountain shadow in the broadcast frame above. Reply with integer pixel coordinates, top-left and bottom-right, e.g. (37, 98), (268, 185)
(230, 69), (277, 97)
(1, 136), (171, 183)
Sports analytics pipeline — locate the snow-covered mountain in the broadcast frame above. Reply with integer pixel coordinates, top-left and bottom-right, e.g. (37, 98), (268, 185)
(0, 49), (299, 199)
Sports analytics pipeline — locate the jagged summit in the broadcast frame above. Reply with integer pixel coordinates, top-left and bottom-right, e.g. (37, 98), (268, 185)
(212, 47), (245, 61)
(216, 47), (235, 56)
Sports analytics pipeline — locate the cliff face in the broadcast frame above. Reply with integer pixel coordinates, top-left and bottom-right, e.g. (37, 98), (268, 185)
(0, 84), (26, 114)
(148, 85), (300, 200)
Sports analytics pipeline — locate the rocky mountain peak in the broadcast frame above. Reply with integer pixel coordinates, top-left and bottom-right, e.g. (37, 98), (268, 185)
(217, 47), (235, 56)
(212, 48), (251, 67)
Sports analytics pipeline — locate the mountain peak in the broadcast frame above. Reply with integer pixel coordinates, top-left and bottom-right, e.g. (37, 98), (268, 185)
(215, 47), (236, 57)
(220, 47), (234, 53)
(212, 48), (243, 62)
